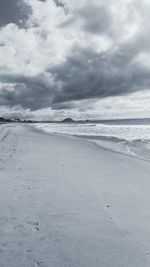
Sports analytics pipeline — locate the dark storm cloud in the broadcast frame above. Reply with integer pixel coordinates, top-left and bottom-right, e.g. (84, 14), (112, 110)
(49, 48), (128, 103)
(0, 0), (31, 28)
(48, 44), (150, 108)
(0, 74), (54, 110)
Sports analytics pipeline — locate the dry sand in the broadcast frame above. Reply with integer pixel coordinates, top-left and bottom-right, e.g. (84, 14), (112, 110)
(0, 124), (150, 266)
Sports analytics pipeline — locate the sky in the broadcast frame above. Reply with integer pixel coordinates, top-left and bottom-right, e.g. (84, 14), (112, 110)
(0, 0), (150, 120)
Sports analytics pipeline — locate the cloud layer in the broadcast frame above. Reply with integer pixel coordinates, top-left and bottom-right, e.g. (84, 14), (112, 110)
(0, 0), (150, 118)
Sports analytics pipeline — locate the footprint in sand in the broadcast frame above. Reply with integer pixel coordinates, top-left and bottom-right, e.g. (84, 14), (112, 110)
(34, 222), (40, 231)
(28, 221), (40, 231)
(28, 186), (33, 190)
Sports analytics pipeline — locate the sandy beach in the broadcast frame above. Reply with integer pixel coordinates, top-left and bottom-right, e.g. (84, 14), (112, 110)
(0, 124), (150, 266)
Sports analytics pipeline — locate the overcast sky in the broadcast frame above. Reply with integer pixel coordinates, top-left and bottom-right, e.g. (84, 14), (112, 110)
(0, 0), (150, 120)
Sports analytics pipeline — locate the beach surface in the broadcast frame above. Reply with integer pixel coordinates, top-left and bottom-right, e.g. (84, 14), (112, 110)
(1, 124), (150, 266)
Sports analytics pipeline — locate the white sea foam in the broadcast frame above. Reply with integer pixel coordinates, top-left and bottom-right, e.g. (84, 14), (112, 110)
(35, 122), (150, 140)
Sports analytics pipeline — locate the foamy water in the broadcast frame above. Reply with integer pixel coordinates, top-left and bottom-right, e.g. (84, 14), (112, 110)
(35, 122), (150, 161)
(35, 123), (150, 141)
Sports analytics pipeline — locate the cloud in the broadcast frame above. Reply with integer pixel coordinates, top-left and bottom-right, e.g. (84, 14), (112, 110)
(52, 0), (65, 9)
(0, 41), (149, 112)
(0, 73), (55, 110)
(0, 0), (150, 118)
(61, 2), (112, 35)
(48, 42), (150, 108)
(0, 0), (32, 28)
(79, 5), (111, 35)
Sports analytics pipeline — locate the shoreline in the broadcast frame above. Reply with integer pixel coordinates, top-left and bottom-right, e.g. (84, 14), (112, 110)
(31, 124), (150, 163)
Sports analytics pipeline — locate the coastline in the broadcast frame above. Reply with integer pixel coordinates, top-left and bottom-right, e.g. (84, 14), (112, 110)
(32, 123), (150, 163)
(0, 124), (150, 266)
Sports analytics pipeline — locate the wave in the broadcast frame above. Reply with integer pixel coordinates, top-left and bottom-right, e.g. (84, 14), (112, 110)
(82, 136), (150, 162)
